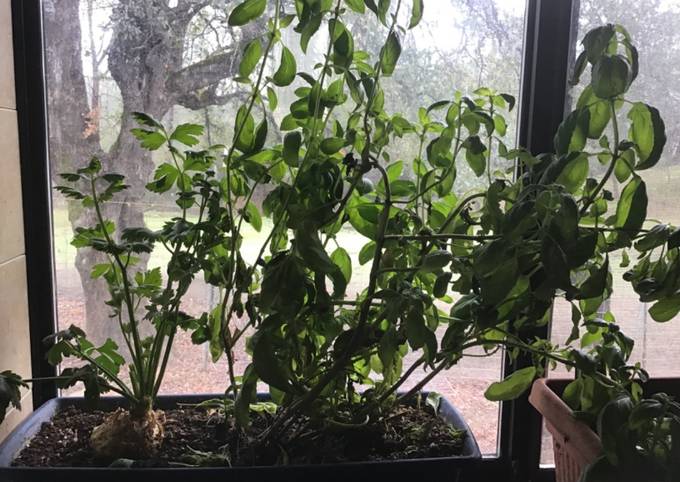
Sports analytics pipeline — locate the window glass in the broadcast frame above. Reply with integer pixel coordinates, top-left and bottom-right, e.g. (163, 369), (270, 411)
(43, 0), (526, 455)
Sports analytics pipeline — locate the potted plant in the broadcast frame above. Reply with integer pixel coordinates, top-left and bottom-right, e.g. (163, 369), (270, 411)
(528, 23), (680, 482)
(4, 0), (494, 476)
(0, 0), (674, 479)
(530, 322), (680, 482)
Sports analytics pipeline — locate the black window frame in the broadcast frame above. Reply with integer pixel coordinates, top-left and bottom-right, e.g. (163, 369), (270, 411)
(12, 0), (676, 480)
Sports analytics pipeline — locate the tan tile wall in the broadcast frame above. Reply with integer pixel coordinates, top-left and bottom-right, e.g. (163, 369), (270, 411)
(0, 0), (33, 442)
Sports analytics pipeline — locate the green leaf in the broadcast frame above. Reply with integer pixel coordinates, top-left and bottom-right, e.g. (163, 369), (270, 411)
(359, 241), (376, 265)
(132, 112), (161, 129)
(389, 180), (416, 197)
(331, 247), (352, 285)
(170, 123), (203, 147)
(501, 93), (516, 112)
(634, 224), (670, 252)
(562, 379), (583, 409)
(649, 295), (680, 322)
(581, 24), (615, 63)
(344, 0), (365, 13)
(300, 13), (322, 53)
(234, 105), (255, 152)
(0, 371), (27, 425)
(463, 135), (487, 176)
(239, 39), (263, 78)
(615, 177), (647, 232)
(252, 118), (268, 152)
(379, 32), (401, 76)
(296, 229), (337, 275)
(234, 364), (257, 427)
(209, 310), (223, 363)
(591, 55), (630, 99)
(283, 131), (302, 167)
(571, 51), (588, 86)
(409, 0), (423, 29)
(421, 250), (453, 271)
(330, 20), (354, 67)
(493, 114), (507, 137)
(272, 47), (297, 87)
(577, 258), (609, 300)
(253, 333), (291, 392)
(348, 197), (378, 239)
(405, 305), (437, 357)
(628, 102), (666, 170)
(597, 395), (633, 464)
(480, 258), (519, 306)
(260, 254), (307, 316)
(433, 272), (452, 298)
(228, 0), (266, 26)
(146, 163), (179, 193)
(669, 227), (680, 249)
(576, 86), (611, 139)
(356, 177), (375, 195)
(131, 129), (166, 150)
(266, 86), (278, 110)
(320, 137), (345, 155)
(90, 263), (111, 279)
(555, 154), (588, 193)
(244, 201), (262, 232)
(554, 108), (589, 155)
(94, 339), (125, 376)
(484, 366), (536, 401)
(386, 161), (403, 182)
(474, 241), (519, 306)
(614, 151), (633, 183)
(368, 0), (391, 24)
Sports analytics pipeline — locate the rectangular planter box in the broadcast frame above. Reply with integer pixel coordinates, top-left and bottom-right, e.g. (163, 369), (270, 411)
(0, 393), (481, 482)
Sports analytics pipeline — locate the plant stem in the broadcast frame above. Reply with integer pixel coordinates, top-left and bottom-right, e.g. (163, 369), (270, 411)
(90, 176), (145, 399)
(268, 162), (394, 437)
(70, 340), (136, 399)
(397, 359), (448, 403)
(376, 357), (425, 405)
(224, 0), (282, 286)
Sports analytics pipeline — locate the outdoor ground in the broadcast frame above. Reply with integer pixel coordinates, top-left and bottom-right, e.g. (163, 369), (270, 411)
(51, 164), (680, 460)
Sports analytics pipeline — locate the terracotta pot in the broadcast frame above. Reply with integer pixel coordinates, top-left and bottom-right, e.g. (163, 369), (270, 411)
(529, 379), (602, 482)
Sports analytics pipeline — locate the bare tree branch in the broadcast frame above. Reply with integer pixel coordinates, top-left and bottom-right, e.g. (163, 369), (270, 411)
(175, 88), (245, 110)
(167, 48), (238, 95)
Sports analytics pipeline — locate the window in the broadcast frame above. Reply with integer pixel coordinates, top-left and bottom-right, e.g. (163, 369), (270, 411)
(42, 0), (527, 456)
(542, 0), (680, 466)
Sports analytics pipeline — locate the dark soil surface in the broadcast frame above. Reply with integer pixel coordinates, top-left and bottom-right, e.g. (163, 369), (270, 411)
(12, 404), (467, 467)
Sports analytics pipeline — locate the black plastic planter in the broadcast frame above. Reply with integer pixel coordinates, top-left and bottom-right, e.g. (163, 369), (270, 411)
(0, 393), (481, 482)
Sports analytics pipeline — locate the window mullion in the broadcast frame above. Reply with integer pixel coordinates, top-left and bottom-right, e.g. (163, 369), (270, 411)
(501, 0), (579, 479)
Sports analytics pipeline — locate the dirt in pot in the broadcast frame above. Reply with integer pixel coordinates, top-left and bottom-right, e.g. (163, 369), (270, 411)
(11, 403), (467, 467)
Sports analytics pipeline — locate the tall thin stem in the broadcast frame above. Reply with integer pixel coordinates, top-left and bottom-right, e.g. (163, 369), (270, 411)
(90, 176), (145, 399)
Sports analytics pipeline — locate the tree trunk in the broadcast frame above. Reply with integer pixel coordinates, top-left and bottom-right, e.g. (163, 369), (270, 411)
(45, 0), (258, 347)
(44, 0), (115, 345)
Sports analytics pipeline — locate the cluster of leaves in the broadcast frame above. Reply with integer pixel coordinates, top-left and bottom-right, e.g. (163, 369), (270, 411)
(0, 372), (27, 425)
(45, 117), (231, 415)
(206, 1), (676, 456)
(0, 2), (678, 477)
(581, 390), (680, 482)
(559, 326), (680, 482)
(539, 25), (680, 482)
